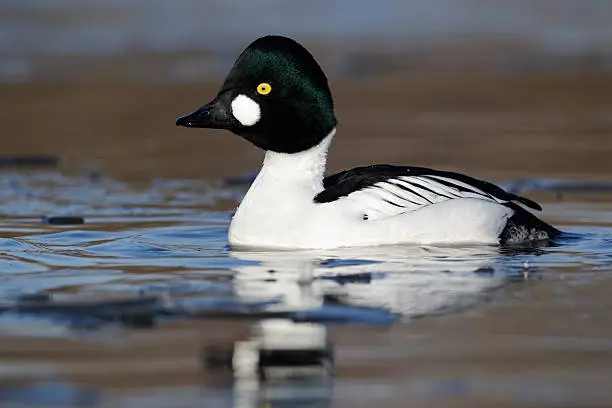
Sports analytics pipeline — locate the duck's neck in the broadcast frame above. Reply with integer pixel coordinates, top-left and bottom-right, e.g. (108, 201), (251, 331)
(257, 128), (335, 192)
(230, 129), (336, 246)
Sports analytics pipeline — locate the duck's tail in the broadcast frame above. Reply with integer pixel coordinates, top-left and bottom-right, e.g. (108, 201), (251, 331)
(500, 203), (562, 246)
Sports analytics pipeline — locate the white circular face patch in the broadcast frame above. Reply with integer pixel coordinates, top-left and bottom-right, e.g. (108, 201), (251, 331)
(231, 94), (261, 126)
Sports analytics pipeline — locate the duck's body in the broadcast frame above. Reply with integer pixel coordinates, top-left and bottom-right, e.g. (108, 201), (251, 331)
(228, 130), (555, 249)
(177, 35), (559, 249)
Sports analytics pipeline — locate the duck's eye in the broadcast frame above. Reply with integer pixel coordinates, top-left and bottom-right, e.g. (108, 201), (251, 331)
(256, 83), (272, 95)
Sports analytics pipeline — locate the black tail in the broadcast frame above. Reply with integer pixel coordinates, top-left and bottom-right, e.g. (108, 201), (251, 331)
(500, 203), (561, 245)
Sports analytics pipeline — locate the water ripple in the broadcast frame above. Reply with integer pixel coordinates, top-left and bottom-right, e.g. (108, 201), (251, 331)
(0, 171), (610, 335)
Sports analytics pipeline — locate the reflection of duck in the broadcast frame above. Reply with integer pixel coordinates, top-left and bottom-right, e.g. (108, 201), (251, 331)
(202, 319), (333, 408)
(230, 245), (508, 317)
(200, 246), (512, 408)
(176, 35), (559, 249)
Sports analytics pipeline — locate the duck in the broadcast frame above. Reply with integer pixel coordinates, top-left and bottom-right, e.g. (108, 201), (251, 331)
(176, 35), (560, 249)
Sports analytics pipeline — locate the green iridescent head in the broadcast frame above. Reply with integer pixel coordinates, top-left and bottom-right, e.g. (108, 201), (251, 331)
(176, 35), (337, 153)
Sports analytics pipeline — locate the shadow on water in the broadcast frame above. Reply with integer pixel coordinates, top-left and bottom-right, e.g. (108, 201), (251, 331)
(0, 172), (612, 407)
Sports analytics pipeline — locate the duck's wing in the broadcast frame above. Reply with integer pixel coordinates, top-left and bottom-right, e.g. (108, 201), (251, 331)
(315, 165), (541, 220)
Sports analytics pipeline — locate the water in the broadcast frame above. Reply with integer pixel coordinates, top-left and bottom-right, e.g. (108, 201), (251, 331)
(2, 1), (612, 82)
(0, 170), (611, 407)
(3, 0), (612, 55)
(2, 2), (612, 405)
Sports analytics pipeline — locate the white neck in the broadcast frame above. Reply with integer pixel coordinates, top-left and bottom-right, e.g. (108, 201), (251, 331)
(256, 128), (336, 191)
(229, 128), (337, 247)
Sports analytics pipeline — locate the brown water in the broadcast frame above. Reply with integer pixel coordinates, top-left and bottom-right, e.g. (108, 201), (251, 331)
(2, 3), (612, 407)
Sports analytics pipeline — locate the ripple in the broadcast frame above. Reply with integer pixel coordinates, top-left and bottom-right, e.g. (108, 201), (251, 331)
(0, 171), (611, 332)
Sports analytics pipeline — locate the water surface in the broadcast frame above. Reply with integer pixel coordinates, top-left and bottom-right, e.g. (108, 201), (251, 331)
(2, 3), (612, 404)
(0, 170), (611, 407)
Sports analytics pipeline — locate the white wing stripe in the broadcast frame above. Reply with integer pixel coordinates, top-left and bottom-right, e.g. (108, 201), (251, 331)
(387, 179), (435, 203)
(377, 182), (429, 205)
(407, 175), (502, 203)
(368, 187), (409, 207)
(424, 175), (501, 201)
(407, 176), (462, 199)
(402, 177), (457, 199)
(341, 171), (510, 221)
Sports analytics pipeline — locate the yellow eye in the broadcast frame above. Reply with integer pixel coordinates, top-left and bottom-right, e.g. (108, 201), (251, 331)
(256, 82), (272, 95)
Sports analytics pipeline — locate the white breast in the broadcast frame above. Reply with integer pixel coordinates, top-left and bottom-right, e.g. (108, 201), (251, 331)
(229, 131), (334, 248)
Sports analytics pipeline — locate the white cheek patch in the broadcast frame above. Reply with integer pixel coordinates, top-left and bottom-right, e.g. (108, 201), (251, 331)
(231, 94), (261, 126)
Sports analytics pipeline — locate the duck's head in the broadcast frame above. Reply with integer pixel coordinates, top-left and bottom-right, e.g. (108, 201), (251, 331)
(176, 35), (337, 153)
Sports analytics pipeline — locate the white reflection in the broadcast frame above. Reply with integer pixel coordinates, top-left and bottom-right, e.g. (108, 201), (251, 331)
(207, 245), (508, 408)
(230, 245), (506, 317)
(203, 319), (334, 408)
(233, 320), (331, 380)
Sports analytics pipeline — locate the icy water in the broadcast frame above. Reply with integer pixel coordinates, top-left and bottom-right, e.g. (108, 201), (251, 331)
(1, 170), (612, 407)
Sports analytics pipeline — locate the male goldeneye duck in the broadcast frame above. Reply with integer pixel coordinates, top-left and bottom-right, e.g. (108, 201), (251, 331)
(176, 35), (560, 249)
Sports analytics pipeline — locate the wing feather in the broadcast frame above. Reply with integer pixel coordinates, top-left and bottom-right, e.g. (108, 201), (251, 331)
(387, 179), (434, 204)
(314, 165), (543, 220)
(378, 182), (429, 206)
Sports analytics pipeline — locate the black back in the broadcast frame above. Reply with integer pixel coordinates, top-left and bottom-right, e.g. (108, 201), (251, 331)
(314, 164), (542, 211)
